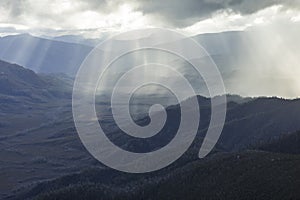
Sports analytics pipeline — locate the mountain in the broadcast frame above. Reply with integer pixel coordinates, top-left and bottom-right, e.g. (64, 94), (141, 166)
(0, 60), (46, 97)
(0, 34), (92, 75)
(12, 131), (300, 200)
(0, 60), (72, 99)
(1, 60), (300, 199)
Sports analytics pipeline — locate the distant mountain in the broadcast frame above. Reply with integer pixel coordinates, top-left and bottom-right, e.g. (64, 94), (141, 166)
(0, 31), (251, 79)
(1, 31), (299, 98)
(191, 31), (246, 56)
(0, 34), (92, 75)
(51, 35), (102, 47)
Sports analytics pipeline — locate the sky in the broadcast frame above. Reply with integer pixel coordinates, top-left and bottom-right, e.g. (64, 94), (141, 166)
(0, 0), (299, 38)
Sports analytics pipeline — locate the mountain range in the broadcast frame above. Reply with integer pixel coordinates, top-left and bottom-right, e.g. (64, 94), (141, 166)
(1, 30), (299, 98)
(0, 60), (299, 199)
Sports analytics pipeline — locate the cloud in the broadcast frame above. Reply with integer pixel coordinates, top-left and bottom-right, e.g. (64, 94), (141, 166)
(0, 0), (299, 37)
(181, 4), (300, 34)
(0, 0), (150, 37)
(132, 0), (300, 27)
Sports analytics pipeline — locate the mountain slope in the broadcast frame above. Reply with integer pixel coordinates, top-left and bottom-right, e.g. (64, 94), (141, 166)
(258, 131), (300, 154)
(0, 59), (72, 138)
(0, 60), (46, 97)
(0, 60), (72, 99)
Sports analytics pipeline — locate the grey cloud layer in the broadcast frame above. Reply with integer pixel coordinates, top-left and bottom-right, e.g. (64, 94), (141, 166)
(0, 0), (299, 27)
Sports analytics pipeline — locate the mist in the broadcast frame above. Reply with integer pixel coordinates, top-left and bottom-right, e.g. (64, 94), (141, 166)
(229, 23), (300, 98)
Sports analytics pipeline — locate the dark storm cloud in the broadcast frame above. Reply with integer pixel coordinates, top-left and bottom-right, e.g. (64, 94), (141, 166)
(133, 0), (300, 27)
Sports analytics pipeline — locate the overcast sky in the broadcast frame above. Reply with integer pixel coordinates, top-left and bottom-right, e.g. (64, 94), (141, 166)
(0, 0), (299, 38)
